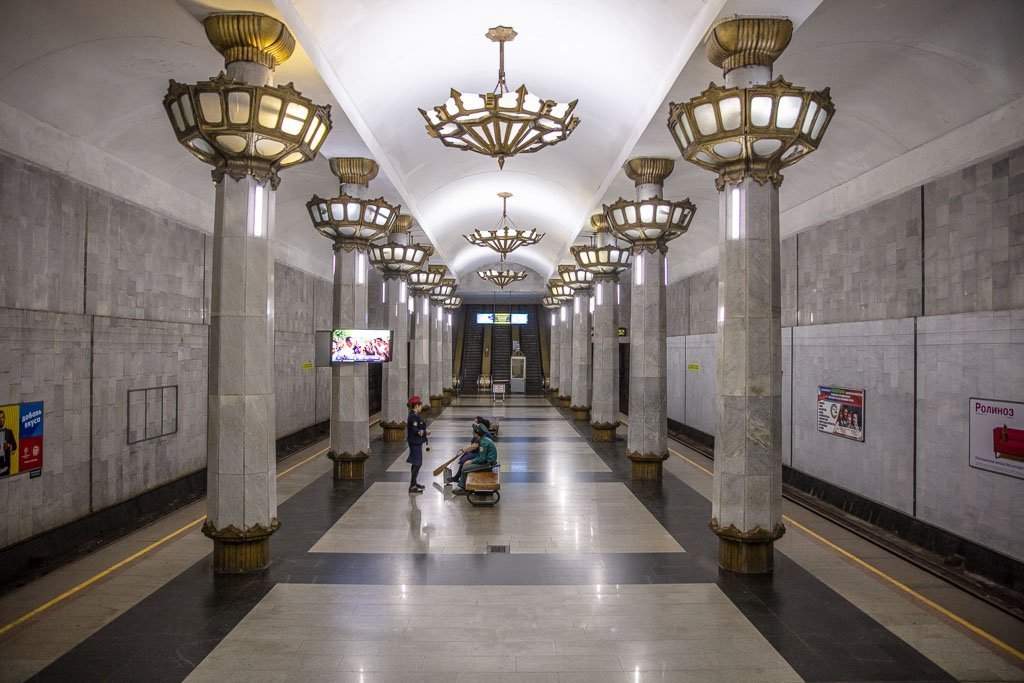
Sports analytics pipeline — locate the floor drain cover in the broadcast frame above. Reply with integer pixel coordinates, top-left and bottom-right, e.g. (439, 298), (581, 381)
(487, 545), (510, 553)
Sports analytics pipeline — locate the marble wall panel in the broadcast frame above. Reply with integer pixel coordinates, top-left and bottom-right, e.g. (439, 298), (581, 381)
(90, 316), (208, 511)
(274, 262), (314, 334)
(916, 310), (1024, 561)
(666, 336), (685, 424)
(782, 327), (793, 466)
(0, 309), (91, 547)
(274, 330), (317, 438)
(780, 236), (797, 328)
(797, 189), (922, 325)
(684, 333), (717, 436)
(687, 267), (718, 335)
(791, 318), (916, 513)
(86, 192), (206, 324)
(924, 146), (1024, 315)
(0, 152), (87, 314)
(667, 279), (689, 337)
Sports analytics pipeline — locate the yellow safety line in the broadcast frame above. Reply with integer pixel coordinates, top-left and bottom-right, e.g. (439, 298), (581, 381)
(0, 446), (328, 637)
(667, 447), (1024, 663)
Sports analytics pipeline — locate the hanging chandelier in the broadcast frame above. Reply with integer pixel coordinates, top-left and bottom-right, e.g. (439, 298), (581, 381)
(419, 26), (580, 169)
(442, 295), (463, 310)
(368, 214), (433, 276)
(409, 264), (447, 291)
(571, 214), (632, 277)
(558, 264), (593, 291)
(478, 265), (528, 289)
(464, 192), (543, 260)
(430, 278), (458, 302)
(547, 278), (573, 301)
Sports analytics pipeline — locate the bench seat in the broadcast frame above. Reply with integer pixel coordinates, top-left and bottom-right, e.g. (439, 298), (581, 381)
(465, 469), (500, 506)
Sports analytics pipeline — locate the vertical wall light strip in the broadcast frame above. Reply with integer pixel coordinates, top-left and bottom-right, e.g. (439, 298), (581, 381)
(616, 283), (621, 305)
(252, 183), (264, 237)
(356, 252), (366, 284)
(560, 306), (566, 323)
(574, 296), (580, 315)
(422, 297), (429, 316)
(730, 186), (741, 240)
(381, 282), (386, 303)
(436, 306), (442, 322)
(635, 252), (644, 285)
(399, 281), (407, 303)
(664, 256), (669, 285)
(551, 311), (556, 327)
(447, 312), (452, 327)
(408, 295), (415, 314)
(596, 284), (603, 306)
(589, 295), (595, 314)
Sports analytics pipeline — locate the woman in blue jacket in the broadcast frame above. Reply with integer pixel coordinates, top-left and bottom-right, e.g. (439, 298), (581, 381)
(406, 395), (429, 493)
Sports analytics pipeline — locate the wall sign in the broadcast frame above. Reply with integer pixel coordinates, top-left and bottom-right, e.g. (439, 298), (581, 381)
(687, 363), (700, 371)
(969, 397), (1024, 481)
(816, 387), (864, 442)
(617, 327), (628, 337)
(0, 401), (44, 478)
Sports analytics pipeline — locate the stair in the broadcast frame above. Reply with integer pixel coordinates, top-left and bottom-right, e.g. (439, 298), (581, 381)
(460, 305), (486, 393)
(515, 305), (545, 394)
(491, 321), (512, 384)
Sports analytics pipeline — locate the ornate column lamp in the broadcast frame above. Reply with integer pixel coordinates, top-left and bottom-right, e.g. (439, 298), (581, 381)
(572, 214), (632, 440)
(428, 278), (457, 407)
(419, 26), (580, 168)
(541, 296), (561, 399)
(558, 265), (593, 422)
(668, 16), (834, 574)
(307, 157), (398, 479)
(163, 12), (331, 573)
(442, 295), (463, 403)
(549, 278), (575, 407)
(369, 215), (432, 441)
(408, 264), (447, 412)
(604, 158), (696, 480)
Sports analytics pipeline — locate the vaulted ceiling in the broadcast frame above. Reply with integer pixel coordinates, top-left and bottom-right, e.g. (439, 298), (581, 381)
(2, 0), (1023, 286)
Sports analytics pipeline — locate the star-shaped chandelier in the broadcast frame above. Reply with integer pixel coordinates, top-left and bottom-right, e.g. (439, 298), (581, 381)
(464, 192), (543, 261)
(419, 26), (580, 169)
(478, 265), (528, 289)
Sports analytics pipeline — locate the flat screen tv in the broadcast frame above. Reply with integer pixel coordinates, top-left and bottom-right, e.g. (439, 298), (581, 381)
(331, 329), (393, 363)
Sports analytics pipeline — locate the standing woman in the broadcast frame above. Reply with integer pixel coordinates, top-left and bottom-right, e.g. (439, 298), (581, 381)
(406, 395), (429, 493)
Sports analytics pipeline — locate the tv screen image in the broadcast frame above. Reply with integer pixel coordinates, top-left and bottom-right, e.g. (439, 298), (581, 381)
(331, 329), (393, 362)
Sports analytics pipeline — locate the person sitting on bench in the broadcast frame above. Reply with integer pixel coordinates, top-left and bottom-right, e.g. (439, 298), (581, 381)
(452, 423), (498, 495)
(444, 417), (492, 486)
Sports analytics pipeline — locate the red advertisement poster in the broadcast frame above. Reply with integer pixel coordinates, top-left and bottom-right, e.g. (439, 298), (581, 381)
(0, 401), (44, 478)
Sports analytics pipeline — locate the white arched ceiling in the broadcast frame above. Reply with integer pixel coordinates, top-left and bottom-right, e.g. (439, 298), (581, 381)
(274, 0), (727, 278)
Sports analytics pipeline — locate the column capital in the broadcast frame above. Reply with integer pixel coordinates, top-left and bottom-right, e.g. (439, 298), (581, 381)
(204, 13), (296, 69)
(705, 16), (792, 73)
(630, 240), (669, 255)
(330, 157), (379, 186)
(332, 238), (371, 253)
(624, 158), (675, 187)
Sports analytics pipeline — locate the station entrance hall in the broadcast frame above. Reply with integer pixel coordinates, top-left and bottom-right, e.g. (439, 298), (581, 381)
(1, 1), (1024, 681)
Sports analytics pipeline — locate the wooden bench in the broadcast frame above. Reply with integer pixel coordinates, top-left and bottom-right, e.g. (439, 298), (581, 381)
(465, 469), (500, 507)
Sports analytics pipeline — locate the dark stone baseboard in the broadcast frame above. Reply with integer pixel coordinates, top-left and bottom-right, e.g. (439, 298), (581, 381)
(0, 420), (330, 593)
(667, 418), (715, 453)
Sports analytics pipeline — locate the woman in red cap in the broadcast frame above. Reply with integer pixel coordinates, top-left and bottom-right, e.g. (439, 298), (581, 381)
(406, 396), (429, 493)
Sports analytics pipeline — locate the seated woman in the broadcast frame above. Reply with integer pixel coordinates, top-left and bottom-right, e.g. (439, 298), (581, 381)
(444, 416), (492, 485)
(452, 423), (498, 495)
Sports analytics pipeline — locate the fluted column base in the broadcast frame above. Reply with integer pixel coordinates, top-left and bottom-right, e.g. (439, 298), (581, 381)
(590, 421), (620, 441)
(546, 388), (559, 400)
(328, 450), (370, 480)
(202, 519), (280, 574)
(381, 421), (405, 442)
(442, 388), (454, 405)
(709, 518), (786, 574)
(570, 405), (591, 422)
(429, 394), (444, 409)
(558, 396), (571, 407)
(628, 451), (668, 480)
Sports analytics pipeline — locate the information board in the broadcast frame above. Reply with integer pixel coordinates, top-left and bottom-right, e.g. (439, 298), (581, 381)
(969, 397), (1024, 481)
(816, 387), (864, 442)
(0, 401), (44, 478)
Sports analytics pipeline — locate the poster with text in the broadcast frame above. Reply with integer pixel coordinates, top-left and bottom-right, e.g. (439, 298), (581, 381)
(0, 401), (44, 478)
(969, 397), (1024, 481)
(816, 387), (865, 442)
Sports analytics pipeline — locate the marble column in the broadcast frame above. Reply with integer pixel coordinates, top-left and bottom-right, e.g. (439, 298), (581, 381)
(557, 302), (573, 407)
(624, 160), (674, 480)
(710, 32), (787, 573)
(442, 310), (454, 405)
(326, 166), (374, 480)
(381, 274), (409, 441)
(590, 275), (619, 440)
(429, 302), (444, 409)
(203, 61), (279, 572)
(411, 293), (431, 412)
(570, 290), (592, 421)
(547, 307), (560, 400)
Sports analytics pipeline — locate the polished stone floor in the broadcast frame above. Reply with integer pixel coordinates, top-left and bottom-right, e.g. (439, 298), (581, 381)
(0, 395), (1022, 682)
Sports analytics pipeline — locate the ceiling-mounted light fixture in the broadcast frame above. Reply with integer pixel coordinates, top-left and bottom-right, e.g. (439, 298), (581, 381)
(478, 265), (528, 289)
(368, 214), (433, 277)
(571, 213), (632, 277)
(429, 278), (458, 302)
(408, 264), (448, 291)
(557, 264), (594, 291)
(547, 278), (573, 301)
(307, 158), (400, 247)
(442, 295), (464, 310)
(419, 25), (580, 169)
(464, 192), (543, 260)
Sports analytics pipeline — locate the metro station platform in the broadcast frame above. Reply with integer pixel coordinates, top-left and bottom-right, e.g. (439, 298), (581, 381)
(0, 396), (1022, 682)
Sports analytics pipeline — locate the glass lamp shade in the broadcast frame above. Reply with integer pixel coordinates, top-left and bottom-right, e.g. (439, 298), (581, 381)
(547, 279), (573, 301)
(667, 77), (835, 189)
(465, 226), (543, 258)
(307, 195), (399, 244)
(571, 244), (631, 276)
(420, 86), (579, 168)
(442, 295), (463, 310)
(478, 268), (528, 289)
(557, 264), (594, 291)
(541, 296), (561, 309)
(429, 278), (457, 302)
(165, 75), (331, 188)
(368, 241), (432, 275)
(408, 264), (448, 291)
(603, 197), (695, 248)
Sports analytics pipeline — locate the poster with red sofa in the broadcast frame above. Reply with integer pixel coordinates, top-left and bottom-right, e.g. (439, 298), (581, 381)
(969, 397), (1024, 481)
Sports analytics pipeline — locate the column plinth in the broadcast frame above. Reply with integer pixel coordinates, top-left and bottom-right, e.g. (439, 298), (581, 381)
(381, 421), (406, 441)
(627, 451), (669, 480)
(709, 518), (785, 573)
(328, 450), (369, 479)
(590, 421), (620, 441)
(570, 406), (591, 422)
(202, 518), (280, 573)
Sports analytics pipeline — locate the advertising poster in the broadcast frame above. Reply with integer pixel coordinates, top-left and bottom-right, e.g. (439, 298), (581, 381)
(816, 386), (865, 442)
(969, 397), (1024, 481)
(0, 401), (44, 478)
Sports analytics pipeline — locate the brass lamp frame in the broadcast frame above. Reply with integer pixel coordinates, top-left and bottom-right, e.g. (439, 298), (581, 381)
(478, 266), (528, 289)
(442, 296), (464, 310)
(408, 264), (448, 291)
(464, 192), (543, 260)
(557, 264), (593, 291)
(429, 278), (458, 302)
(547, 278), (573, 301)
